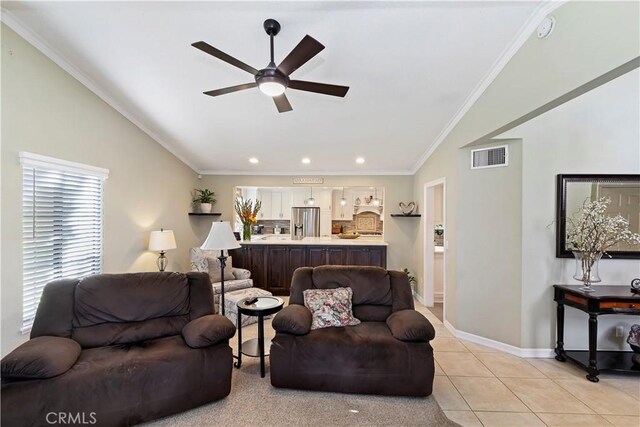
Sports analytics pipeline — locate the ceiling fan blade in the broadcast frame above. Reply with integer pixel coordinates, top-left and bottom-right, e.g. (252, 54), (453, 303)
(277, 35), (325, 76)
(203, 82), (257, 97)
(288, 80), (349, 97)
(273, 94), (293, 113)
(192, 41), (258, 75)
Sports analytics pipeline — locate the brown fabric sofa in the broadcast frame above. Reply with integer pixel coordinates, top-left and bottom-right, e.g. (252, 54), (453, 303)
(270, 266), (436, 397)
(1, 272), (235, 427)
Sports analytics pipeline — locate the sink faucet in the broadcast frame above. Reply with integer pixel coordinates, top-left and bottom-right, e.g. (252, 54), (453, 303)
(294, 223), (304, 238)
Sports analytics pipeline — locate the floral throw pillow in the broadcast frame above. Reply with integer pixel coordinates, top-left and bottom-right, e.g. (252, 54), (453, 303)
(303, 287), (361, 330)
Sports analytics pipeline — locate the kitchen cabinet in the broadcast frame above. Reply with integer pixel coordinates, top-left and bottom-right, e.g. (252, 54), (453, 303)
(346, 246), (387, 267)
(230, 246), (268, 289)
(266, 246), (306, 294)
(256, 190), (292, 220)
(332, 189), (354, 221)
(291, 188), (331, 210)
(256, 190), (272, 220)
(281, 192), (292, 220)
(306, 246), (347, 267)
(233, 244), (386, 295)
(320, 211), (332, 237)
(291, 189), (308, 207)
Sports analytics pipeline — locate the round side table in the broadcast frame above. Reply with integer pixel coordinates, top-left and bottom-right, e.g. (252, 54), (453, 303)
(234, 296), (284, 378)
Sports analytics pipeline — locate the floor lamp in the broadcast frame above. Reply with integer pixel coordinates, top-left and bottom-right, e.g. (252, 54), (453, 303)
(201, 221), (241, 315)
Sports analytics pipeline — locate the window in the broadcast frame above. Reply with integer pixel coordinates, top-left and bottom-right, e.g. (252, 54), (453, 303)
(20, 152), (109, 333)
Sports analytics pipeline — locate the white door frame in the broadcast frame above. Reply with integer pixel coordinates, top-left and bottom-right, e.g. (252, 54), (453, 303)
(423, 178), (446, 316)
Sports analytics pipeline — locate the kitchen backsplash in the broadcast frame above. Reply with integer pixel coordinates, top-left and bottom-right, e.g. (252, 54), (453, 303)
(257, 220), (290, 234)
(332, 212), (383, 234)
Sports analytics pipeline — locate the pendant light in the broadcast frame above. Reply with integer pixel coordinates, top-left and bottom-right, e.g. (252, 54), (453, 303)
(307, 187), (315, 205)
(340, 187), (347, 206)
(372, 187), (380, 206)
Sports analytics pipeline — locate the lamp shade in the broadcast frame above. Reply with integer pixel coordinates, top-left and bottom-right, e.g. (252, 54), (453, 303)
(148, 229), (177, 251)
(202, 221), (241, 251)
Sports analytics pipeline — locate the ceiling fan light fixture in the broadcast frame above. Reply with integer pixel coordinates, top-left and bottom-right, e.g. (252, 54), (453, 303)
(258, 80), (286, 97)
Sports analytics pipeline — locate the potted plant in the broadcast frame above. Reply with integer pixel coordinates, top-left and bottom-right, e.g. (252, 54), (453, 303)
(403, 268), (418, 295)
(193, 188), (216, 213)
(567, 197), (640, 291)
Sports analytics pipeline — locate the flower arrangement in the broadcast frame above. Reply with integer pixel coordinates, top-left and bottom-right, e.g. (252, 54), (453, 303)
(567, 197), (640, 288)
(234, 197), (261, 241)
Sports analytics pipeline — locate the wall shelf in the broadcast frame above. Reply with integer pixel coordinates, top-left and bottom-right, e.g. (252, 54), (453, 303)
(390, 214), (421, 217)
(188, 212), (222, 216)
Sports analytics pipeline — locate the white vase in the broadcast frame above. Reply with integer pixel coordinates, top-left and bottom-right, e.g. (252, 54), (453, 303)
(200, 203), (212, 213)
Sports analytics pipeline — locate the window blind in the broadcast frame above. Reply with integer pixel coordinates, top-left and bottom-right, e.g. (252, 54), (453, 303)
(20, 153), (108, 333)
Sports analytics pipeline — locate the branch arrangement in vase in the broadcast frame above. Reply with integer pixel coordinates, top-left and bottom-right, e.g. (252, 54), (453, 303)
(567, 197), (640, 289)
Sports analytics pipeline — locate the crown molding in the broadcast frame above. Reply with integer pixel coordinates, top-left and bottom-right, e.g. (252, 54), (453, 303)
(410, 0), (566, 175)
(198, 169), (414, 176)
(1, 9), (201, 173)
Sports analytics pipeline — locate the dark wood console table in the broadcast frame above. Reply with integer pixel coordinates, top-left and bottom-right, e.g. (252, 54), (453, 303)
(553, 285), (640, 382)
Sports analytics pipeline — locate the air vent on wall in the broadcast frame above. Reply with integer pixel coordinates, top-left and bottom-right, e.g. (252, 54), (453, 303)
(471, 145), (508, 169)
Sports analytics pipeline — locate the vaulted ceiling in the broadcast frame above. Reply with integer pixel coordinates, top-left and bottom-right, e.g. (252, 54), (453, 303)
(2, 1), (546, 174)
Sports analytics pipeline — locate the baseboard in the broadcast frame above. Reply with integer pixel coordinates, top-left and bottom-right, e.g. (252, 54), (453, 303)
(434, 292), (444, 304)
(443, 321), (554, 358)
(413, 293), (425, 305)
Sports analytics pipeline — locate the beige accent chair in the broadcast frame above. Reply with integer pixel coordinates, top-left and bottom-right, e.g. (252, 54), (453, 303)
(190, 248), (253, 314)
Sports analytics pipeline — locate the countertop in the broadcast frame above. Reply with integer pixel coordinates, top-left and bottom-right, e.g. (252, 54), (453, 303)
(243, 234), (388, 246)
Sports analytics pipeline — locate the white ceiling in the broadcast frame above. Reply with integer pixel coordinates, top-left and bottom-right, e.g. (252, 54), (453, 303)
(2, 1), (546, 175)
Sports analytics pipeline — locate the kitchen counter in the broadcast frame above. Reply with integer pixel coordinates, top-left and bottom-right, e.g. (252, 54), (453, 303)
(246, 234), (388, 246)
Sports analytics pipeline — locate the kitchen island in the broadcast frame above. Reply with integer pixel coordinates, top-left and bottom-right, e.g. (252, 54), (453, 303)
(230, 236), (388, 295)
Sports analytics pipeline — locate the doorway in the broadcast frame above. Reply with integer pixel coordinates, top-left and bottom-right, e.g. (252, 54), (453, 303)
(423, 179), (445, 322)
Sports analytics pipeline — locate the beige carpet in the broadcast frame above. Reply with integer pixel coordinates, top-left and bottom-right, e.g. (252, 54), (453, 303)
(146, 311), (459, 427)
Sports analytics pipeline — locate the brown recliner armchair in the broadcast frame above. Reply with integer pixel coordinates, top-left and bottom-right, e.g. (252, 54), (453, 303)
(270, 266), (436, 397)
(1, 272), (236, 427)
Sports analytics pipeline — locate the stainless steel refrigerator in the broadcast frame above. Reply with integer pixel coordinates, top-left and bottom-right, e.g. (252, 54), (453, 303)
(290, 207), (320, 239)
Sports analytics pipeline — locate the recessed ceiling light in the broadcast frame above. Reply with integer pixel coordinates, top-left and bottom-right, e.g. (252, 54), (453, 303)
(302, 158), (311, 164)
(249, 157), (259, 164)
(356, 157), (365, 164)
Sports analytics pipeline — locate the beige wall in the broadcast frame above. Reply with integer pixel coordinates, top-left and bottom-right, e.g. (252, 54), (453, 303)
(501, 69), (640, 350)
(1, 25), (201, 355)
(196, 175), (416, 272)
(456, 140), (523, 347)
(412, 0), (639, 335)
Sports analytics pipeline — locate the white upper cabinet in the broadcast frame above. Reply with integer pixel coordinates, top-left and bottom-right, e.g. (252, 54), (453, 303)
(271, 192), (282, 219)
(256, 189), (272, 220)
(291, 189), (308, 207)
(316, 189), (332, 212)
(281, 191), (292, 220)
(332, 189), (354, 220)
(256, 190), (293, 220)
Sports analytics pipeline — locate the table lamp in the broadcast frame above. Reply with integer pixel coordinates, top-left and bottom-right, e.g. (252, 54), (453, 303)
(148, 228), (177, 272)
(201, 221), (241, 315)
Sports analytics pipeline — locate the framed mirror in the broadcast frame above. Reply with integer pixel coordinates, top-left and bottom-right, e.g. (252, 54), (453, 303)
(556, 174), (640, 259)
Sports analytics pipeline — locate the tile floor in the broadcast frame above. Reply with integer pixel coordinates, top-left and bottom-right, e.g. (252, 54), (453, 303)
(415, 304), (640, 427)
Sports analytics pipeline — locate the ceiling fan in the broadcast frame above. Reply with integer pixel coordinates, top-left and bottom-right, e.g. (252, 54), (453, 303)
(192, 19), (349, 113)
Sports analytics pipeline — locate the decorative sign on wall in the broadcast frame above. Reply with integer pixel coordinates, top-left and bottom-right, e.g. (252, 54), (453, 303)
(293, 177), (324, 184)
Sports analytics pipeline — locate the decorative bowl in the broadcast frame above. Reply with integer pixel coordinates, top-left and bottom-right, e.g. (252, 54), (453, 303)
(338, 232), (360, 239)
